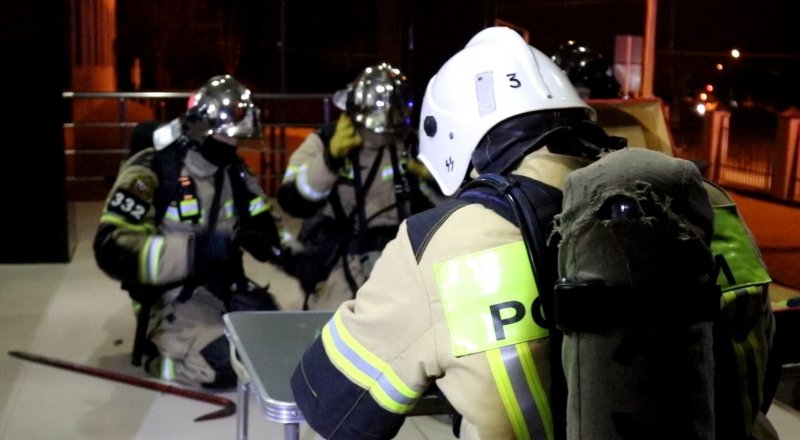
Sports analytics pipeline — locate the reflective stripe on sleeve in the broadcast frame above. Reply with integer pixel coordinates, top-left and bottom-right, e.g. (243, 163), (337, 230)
(248, 196), (270, 216)
(294, 164), (330, 201)
(487, 343), (553, 440)
(99, 212), (156, 233)
(321, 312), (423, 414)
(283, 164), (300, 181)
(139, 235), (164, 283)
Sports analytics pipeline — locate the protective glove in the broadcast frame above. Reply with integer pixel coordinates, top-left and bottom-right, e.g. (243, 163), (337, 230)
(405, 157), (433, 180)
(234, 213), (284, 263)
(329, 114), (363, 159)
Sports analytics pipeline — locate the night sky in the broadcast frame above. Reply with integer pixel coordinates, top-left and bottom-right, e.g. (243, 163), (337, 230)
(114, 0), (799, 110)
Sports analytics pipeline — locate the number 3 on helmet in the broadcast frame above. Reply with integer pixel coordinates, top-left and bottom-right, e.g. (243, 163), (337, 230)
(417, 26), (595, 196)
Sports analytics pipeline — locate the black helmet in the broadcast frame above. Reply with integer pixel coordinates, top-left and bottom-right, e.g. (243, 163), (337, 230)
(551, 41), (621, 100)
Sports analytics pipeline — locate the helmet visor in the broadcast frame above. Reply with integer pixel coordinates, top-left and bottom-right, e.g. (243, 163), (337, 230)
(352, 84), (414, 135)
(214, 106), (263, 139)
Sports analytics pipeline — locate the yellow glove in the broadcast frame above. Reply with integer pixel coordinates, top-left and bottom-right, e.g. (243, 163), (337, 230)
(405, 157), (433, 180)
(329, 114), (363, 158)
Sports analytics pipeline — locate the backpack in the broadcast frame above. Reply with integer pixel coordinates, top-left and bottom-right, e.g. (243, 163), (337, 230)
(448, 171), (775, 440)
(704, 180), (776, 439)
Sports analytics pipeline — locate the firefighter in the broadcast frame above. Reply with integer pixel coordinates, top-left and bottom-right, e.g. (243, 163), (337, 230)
(290, 27), (624, 439)
(550, 40), (621, 100)
(278, 63), (438, 310)
(94, 74), (285, 389)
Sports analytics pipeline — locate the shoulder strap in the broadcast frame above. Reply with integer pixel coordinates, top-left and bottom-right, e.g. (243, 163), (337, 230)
(387, 142), (409, 221)
(406, 197), (471, 261)
(152, 139), (190, 224)
(458, 174), (563, 329)
(317, 120), (337, 146)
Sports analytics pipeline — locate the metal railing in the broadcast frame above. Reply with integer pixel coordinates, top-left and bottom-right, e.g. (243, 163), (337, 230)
(672, 107), (800, 204)
(63, 91), (334, 200)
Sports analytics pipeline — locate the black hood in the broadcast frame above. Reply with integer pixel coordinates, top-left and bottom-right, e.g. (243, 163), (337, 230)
(471, 109), (627, 175)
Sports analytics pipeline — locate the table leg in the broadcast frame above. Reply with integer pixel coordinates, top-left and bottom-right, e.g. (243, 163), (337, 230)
(237, 379), (249, 440)
(284, 422), (300, 440)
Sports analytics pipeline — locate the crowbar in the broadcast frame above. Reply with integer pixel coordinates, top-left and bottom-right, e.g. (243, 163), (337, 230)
(8, 350), (236, 422)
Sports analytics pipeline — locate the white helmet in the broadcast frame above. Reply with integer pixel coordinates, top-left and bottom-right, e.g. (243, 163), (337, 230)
(417, 26), (595, 196)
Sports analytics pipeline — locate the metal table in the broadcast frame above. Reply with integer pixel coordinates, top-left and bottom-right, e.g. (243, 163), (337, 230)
(224, 310), (333, 440)
(224, 310), (454, 440)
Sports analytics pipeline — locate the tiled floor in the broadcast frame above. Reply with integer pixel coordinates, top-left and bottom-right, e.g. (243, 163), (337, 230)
(1, 201), (799, 439)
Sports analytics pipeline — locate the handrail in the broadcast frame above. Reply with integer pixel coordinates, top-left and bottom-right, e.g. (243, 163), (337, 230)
(62, 91), (333, 100)
(62, 91), (334, 200)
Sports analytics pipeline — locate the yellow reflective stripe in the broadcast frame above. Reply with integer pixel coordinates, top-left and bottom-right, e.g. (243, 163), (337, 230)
(139, 236), (164, 283)
(180, 198), (199, 216)
(517, 343), (554, 440)
(224, 199), (235, 218)
(249, 196), (270, 216)
(164, 205), (181, 221)
(321, 313), (421, 413)
(487, 348), (530, 440)
(381, 164), (394, 181)
(99, 212), (156, 233)
(283, 164), (302, 181)
(159, 357), (176, 381)
(138, 237), (151, 282)
(487, 344), (553, 440)
(434, 241), (548, 357)
(339, 162), (355, 180)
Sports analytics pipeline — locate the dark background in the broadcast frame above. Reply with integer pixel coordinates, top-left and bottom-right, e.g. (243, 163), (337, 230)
(0, 0), (797, 262)
(116, 0), (799, 112)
